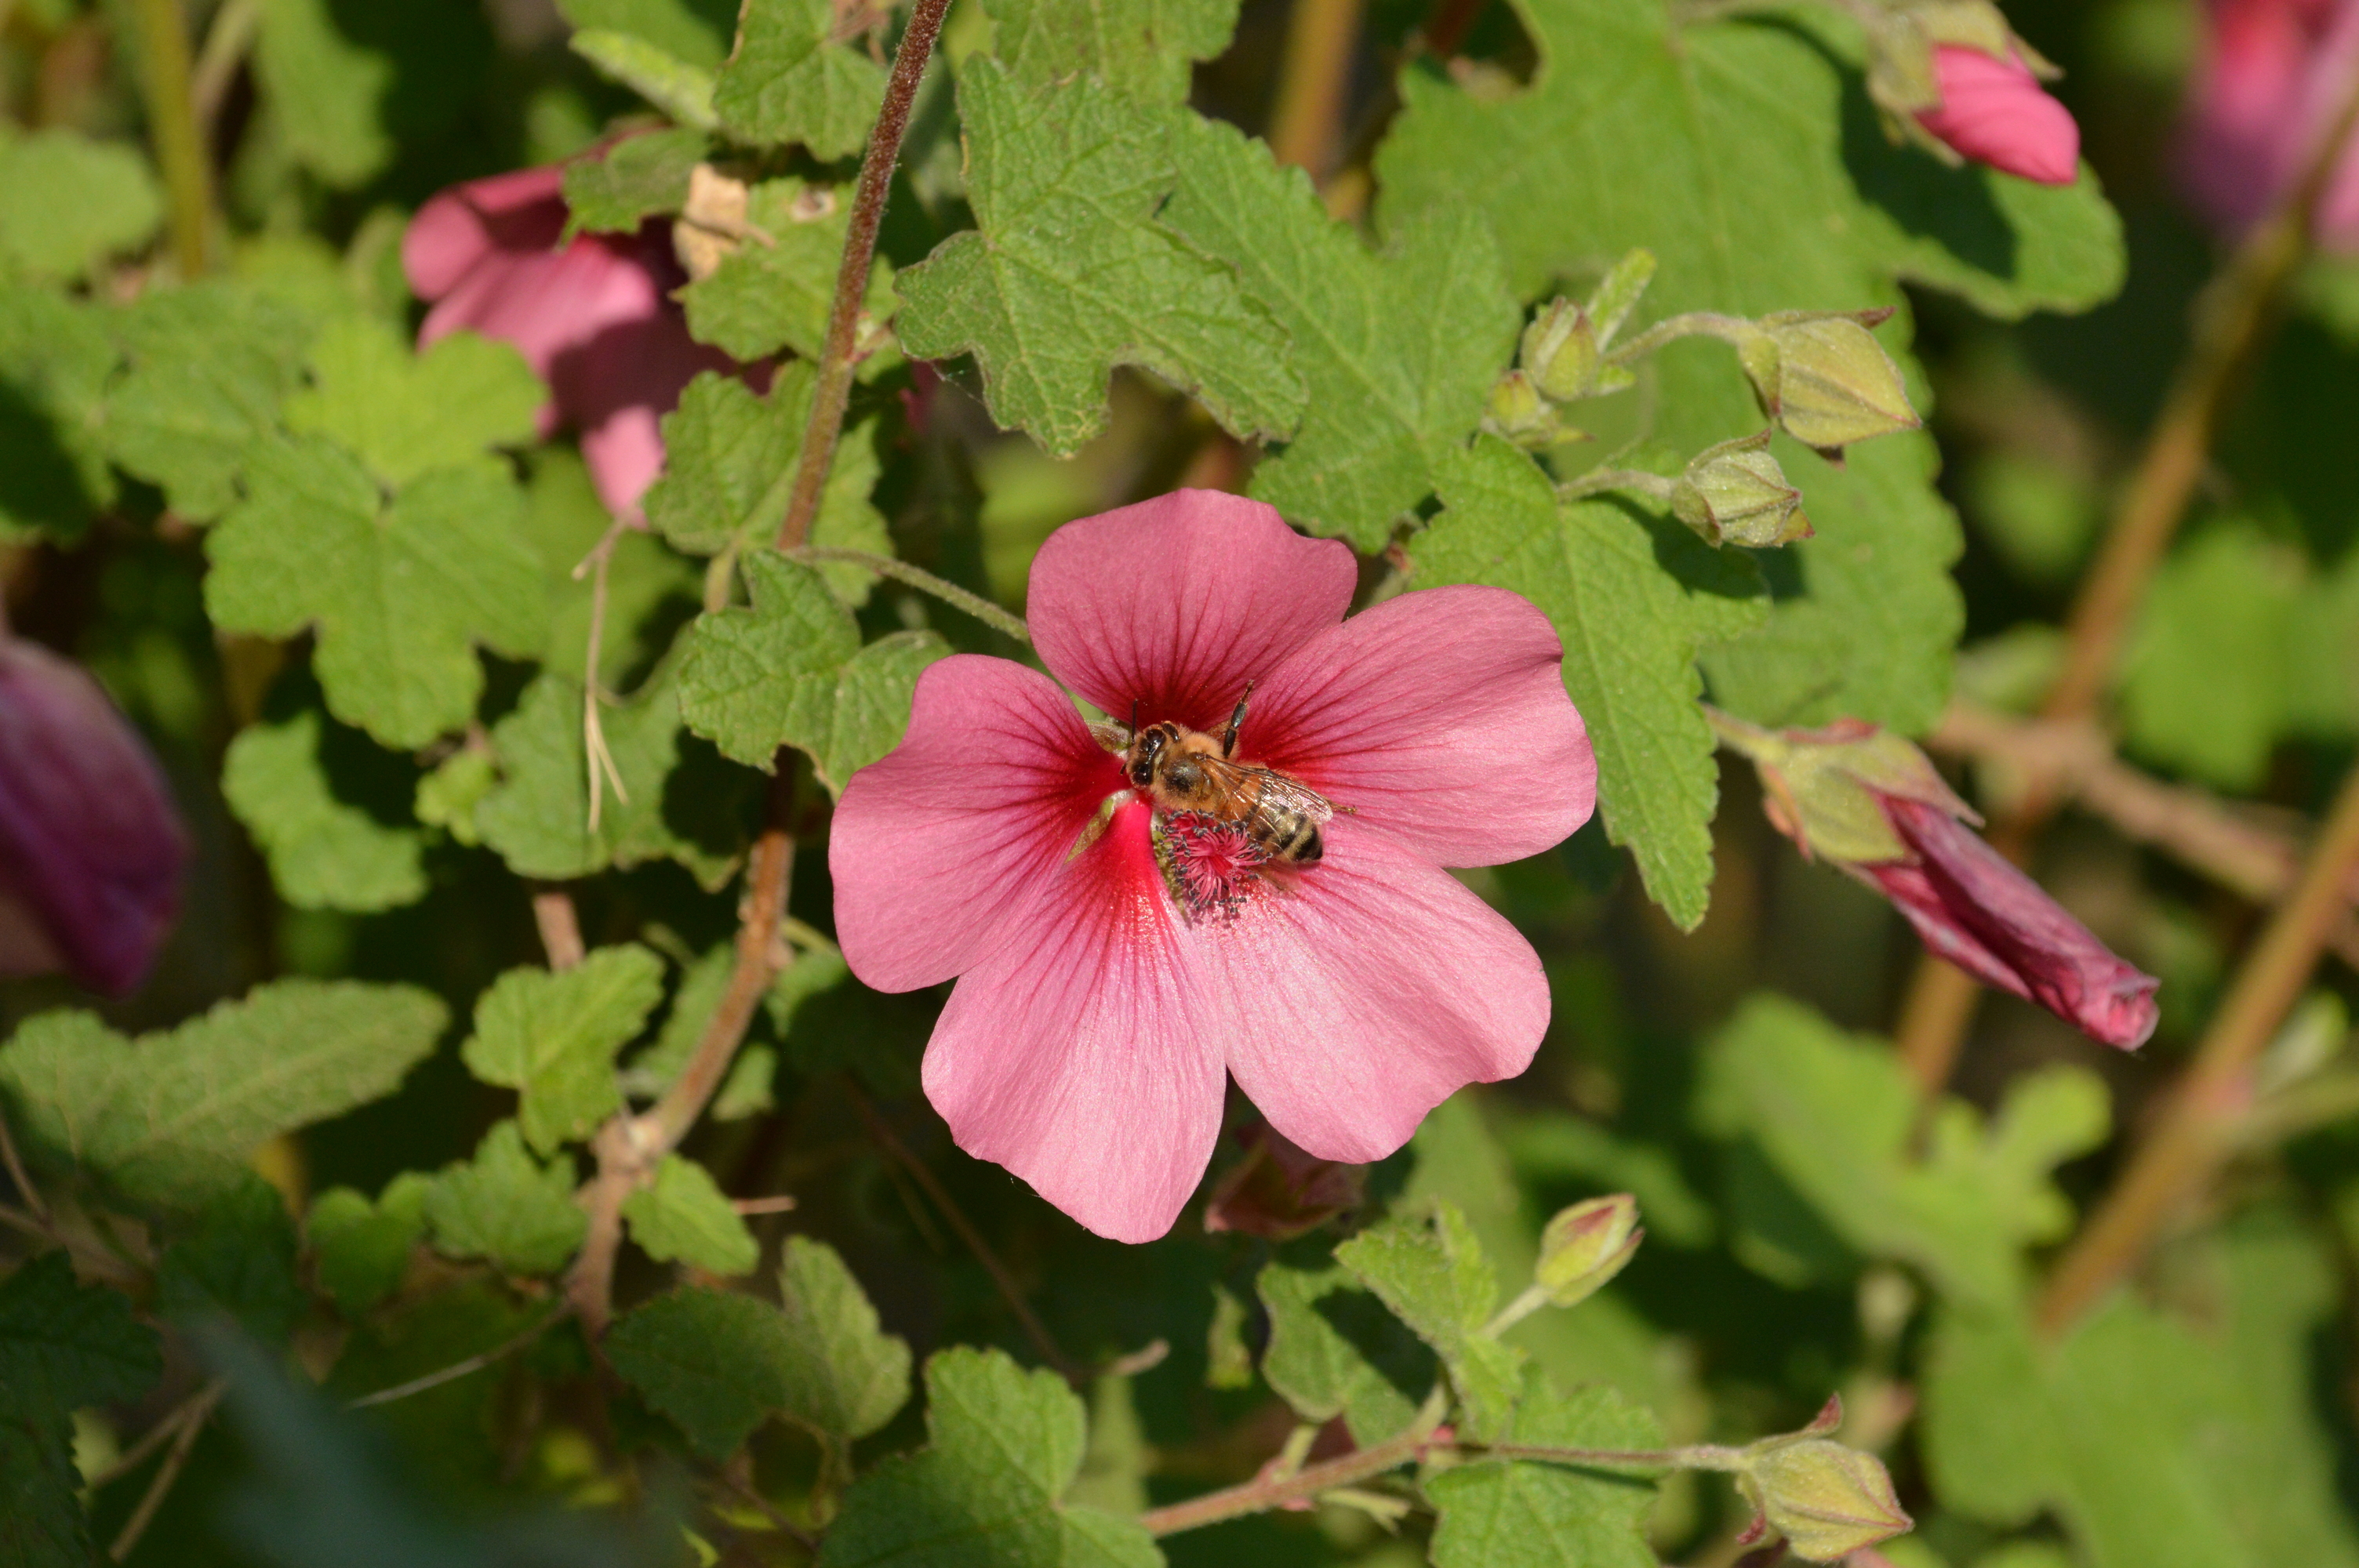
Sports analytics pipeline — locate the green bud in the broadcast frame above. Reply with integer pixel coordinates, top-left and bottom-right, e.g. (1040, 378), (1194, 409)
(1735, 1399), (1912, 1563)
(1483, 369), (1585, 448)
(1535, 1195), (1642, 1307)
(1671, 432), (1811, 547)
(1521, 297), (1602, 402)
(1704, 708), (1975, 866)
(1737, 311), (1918, 459)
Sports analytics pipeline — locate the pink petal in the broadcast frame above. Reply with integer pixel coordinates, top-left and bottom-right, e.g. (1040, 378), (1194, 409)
(921, 800), (1226, 1243)
(554, 307), (738, 517)
(1211, 820), (1550, 1163)
(1917, 46), (2082, 185)
(1026, 491), (1358, 734)
(831, 655), (1125, 994)
(402, 165), (567, 303)
(1245, 584), (1595, 867)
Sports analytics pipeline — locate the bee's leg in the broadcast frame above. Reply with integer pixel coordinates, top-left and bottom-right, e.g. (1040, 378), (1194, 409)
(1222, 681), (1254, 757)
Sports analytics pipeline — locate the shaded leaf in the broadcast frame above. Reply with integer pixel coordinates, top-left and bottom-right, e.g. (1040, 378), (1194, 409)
(1427, 1370), (1663, 1568)
(562, 127), (709, 234)
(423, 1120), (588, 1278)
(621, 1155), (759, 1276)
(1256, 1259), (1436, 1446)
(461, 946), (667, 1155)
(308, 1174), (432, 1316)
(223, 707), (428, 913)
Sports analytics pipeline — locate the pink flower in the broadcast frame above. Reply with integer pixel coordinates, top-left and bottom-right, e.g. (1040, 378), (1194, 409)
(2180, 0), (2359, 246)
(402, 162), (734, 518)
(0, 637), (188, 995)
(1916, 45), (2082, 185)
(829, 492), (1595, 1242)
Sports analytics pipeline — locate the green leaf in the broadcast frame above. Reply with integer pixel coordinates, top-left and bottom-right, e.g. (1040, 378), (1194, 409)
(1426, 1370), (1663, 1568)
(2121, 523), (2301, 791)
(0, 127), (162, 285)
(772, 1236), (913, 1448)
(308, 1173), (431, 1315)
(205, 437), (551, 749)
(621, 1155), (759, 1276)
(894, 60), (1303, 458)
(1336, 1199), (1525, 1439)
(157, 1174), (305, 1344)
(1414, 436), (1767, 928)
(677, 551), (948, 788)
(256, 0), (389, 186)
(103, 281), (313, 521)
(679, 177), (883, 362)
(983, 0), (1239, 104)
(569, 28), (719, 130)
(711, 1044), (778, 1120)
(816, 1346), (1160, 1568)
(0, 1407), (91, 1568)
(0, 982), (447, 1209)
(562, 126), (708, 234)
(1160, 114), (1519, 550)
(1256, 1259), (1437, 1446)
(0, 285), (119, 543)
(423, 1120), (588, 1278)
(223, 707), (428, 913)
(713, 0), (888, 159)
(282, 318), (545, 488)
(461, 946), (667, 1155)
(558, 0), (737, 69)
(1696, 993), (2110, 1309)
(474, 668), (758, 889)
(0, 1252), (161, 1416)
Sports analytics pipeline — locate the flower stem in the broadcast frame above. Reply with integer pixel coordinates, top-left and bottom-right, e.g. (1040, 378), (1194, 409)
(776, 0), (954, 553)
(791, 546), (1031, 644)
(1136, 1389), (1450, 1536)
(2037, 757), (2359, 1338)
(128, 0), (213, 278)
(1560, 467), (1680, 505)
(1268, 0), (1367, 179)
(1603, 311), (1750, 366)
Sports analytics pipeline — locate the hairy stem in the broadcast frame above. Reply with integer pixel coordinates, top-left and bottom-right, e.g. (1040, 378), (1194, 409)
(1604, 311), (1750, 365)
(1139, 1390), (1450, 1536)
(1268, 0), (1366, 179)
(2037, 759), (2359, 1337)
(128, 0), (213, 278)
(791, 546), (1032, 643)
(530, 887), (586, 972)
(1560, 467), (1680, 505)
(776, 0), (954, 553)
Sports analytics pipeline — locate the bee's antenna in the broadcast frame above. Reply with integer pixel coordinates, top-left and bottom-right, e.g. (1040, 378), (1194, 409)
(1222, 681), (1254, 757)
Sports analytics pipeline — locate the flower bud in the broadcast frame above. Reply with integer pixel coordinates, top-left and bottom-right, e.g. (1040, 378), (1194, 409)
(1735, 1400), (1912, 1563)
(0, 637), (188, 994)
(1535, 1194), (1642, 1306)
(1583, 247), (1657, 348)
(1483, 369), (1583, 448)
(1521, 298), (1601, 402)
(1202, 1121), (1365, 1240)
(1672, 432), (1812, 547)
(1736, 312), (1918, 459)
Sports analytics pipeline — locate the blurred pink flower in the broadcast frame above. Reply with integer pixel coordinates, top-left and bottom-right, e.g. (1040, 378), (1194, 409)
(1916, 45), (2081, 185)
(402, 162), (733, 517)
(2181, 0), (2359, 245)
(829, 492), (1595, 1242)
(0, 637), (187, 995)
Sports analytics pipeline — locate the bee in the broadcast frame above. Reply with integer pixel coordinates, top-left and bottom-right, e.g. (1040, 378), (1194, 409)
(1092, 683), (1333, 865)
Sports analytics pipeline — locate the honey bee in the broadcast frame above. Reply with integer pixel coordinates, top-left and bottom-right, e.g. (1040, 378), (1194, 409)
(1092, 683), (1333, 864)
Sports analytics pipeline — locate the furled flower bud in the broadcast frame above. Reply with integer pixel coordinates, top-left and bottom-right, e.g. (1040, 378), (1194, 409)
(1673, 432), (1812, 547)
(1734, 1398), (1913, 1563)
(1733, 312), (1919, 459)
(1202, 1121), (1367, 1240)
(1707, 709), (2159, 1050)
(1535, 1194), (1643, 1306)
(1483, 369), (1580, 448)
(1521, 297), (1603, 403)
(1915, 45), (2082, 185)
(0, 637), (188, 994)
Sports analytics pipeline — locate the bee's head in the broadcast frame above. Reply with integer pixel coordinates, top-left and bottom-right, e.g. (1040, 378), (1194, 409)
(1126, 725), (1165, 789)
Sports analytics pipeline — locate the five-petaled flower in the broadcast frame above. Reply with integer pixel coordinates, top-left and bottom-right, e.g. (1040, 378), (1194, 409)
(0, 634), (188, 995)
(402, 160), (735, 519)
(829, 492), (1596, 1242)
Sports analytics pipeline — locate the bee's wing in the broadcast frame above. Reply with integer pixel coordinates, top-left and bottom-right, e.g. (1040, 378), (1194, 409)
(1201, 757), (1335, 823)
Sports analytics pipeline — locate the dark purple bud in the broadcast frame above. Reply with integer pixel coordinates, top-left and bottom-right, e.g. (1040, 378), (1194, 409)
(1867, 797), (2158, 1050)
(0, 638), (188, 995)
(1202, 1120), (1366, 1240)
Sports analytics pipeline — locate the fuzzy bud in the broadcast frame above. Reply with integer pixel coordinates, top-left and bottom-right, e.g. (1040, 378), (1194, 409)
(1735, 312), (1919, 459)
(1735, 1399), (1913, 1563)
(1484, 369), (1583, 448)
(1521, 298), (1603, 402)
(1535, 1194), (1642, 1306)
(1673, 432), (1812, 546)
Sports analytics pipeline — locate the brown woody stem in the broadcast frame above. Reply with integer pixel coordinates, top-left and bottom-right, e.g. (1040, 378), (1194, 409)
(1268, 0), (1367, 179)
(1136, 1390), (1450, 1536)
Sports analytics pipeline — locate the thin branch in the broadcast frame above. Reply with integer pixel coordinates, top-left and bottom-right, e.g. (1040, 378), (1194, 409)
(2037, 758), (2359, 1337)
(109, 1378), (224, 1561)
(127, 0), (213, 278)
(1267, 0), (1367, 180)
(0, 1105), (48, 1224)
(575, 521), (631, 833)
(1137, 1390), (1449, 1537)
(531, 887), (587, 972)
(85, 1378), (224, 1491)
(790, 547), (1031, 643)
(1893, 58), (2359, 1091)
(347, 1308), (565, 1409)
(847, 1082), (1086, 1386)
(776, 0), (954, 553)
(709, 1462), (821, 1552)
(189, 0), (260, 136)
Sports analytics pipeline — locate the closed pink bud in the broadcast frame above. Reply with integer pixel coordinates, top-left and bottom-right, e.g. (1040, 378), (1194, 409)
(1916, 45), (2082, 185)
(1202, 1120), (1366, 1240)
(0, 638), (188, 995)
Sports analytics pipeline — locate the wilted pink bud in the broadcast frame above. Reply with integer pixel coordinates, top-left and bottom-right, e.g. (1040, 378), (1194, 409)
(1916, 45), (2082, 185)
(402, 159), (736, 518)
(0, 638), (188, 994)
(2179, 0), (2359, 248)
(1202, 1120), (1367, 1240)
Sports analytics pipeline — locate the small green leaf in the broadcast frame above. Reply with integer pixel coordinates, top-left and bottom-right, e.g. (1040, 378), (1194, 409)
(423, 1120), (588, 1278)
(712, 1046), (777, 1121)
(679, 178), (887, 363)
(103, 281), (313, 521)
(415, 748), (496, 846)
(1256, 1260), (1437, 1446)
(256, 0), (392, 187)
(157, 1175), (305, 1344)
(223, 707), (428, 913)
(282, 318), (545, 488)
(1336, 1199), (1525, 1439)
(713, 0), (887, 160)
(205, 437), (550, 749)
(609, 1287), (790, 1459)
(562, 126), (708, 234)
(557, 0), (736, 67)
(1415, 437), (1767, 929)
(894, 60), (1303, 459)
(983, 0), (1239, 104)
(0, 127), (162, 285)
(773, 1236), (913, 1448)
(622, 1155), (759, 1276)
(308, 1173), (431, 1315)
(0, 1252), (162, 1415)
(0, 286), (120, 543)
(817, 1346), (1159, 1568)
(2121, 523), (2301, 791)
(0, 982), (446, 1210)
(1426, 1370), (1663, 1568)
(570, 27), (719, 129)
(461, 946), (667, 1155)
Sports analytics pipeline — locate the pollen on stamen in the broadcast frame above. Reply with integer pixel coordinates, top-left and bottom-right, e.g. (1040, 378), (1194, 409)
(1153, 811), (1267, 923)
